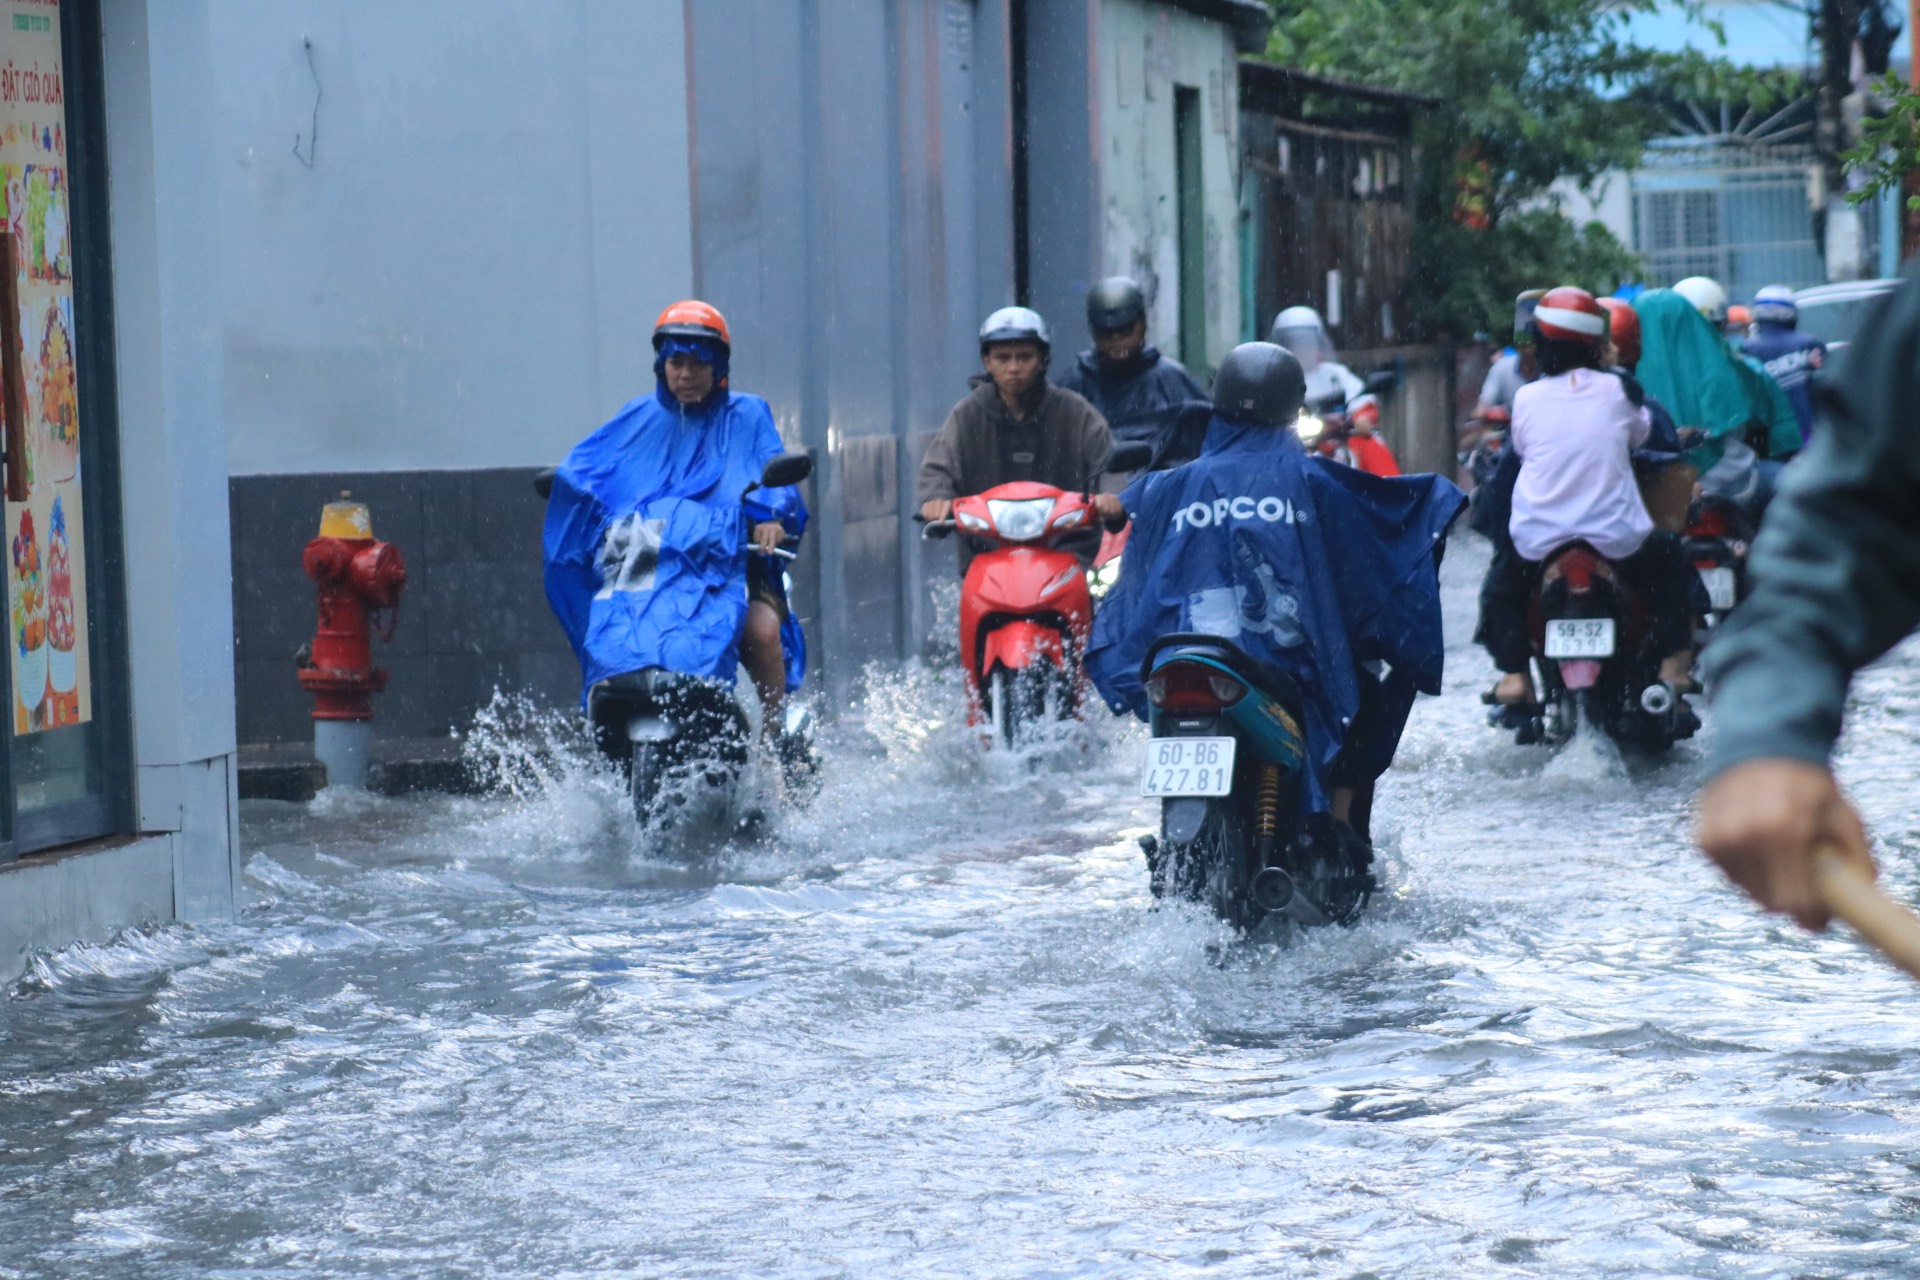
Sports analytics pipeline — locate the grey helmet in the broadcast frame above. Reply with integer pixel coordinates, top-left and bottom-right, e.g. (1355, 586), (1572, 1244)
(1211, 342), (1306, 427)
(978, 306), (1051, 354)
(1085, 276), (1147, 333)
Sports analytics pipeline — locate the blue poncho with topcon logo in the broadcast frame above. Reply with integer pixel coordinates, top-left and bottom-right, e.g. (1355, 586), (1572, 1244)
(1087, 417), (1466, 812)
(542, 383), (807, 706)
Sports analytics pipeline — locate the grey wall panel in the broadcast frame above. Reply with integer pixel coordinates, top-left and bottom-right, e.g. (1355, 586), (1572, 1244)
(208, 0), (691, 476)
(1022, 0), (1103, 341)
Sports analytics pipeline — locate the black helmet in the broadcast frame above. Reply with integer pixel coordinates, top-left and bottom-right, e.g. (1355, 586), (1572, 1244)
(1211, 342), (1306, 427)
(1085, 276), (1147, 334)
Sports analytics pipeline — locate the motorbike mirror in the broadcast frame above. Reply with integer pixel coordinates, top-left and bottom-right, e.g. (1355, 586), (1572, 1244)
(533, 467), (556, 500)
(1106, 442), (1154, 474)
(1364, 369), (1399, 395)
(759, 452), (813, 490)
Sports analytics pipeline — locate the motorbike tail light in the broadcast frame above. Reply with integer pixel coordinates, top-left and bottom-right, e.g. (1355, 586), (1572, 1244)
(1145, 660), (1245, 712)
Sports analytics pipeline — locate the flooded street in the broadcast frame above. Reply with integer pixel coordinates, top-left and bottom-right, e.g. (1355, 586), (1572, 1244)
(6, 536), (1920, 1279)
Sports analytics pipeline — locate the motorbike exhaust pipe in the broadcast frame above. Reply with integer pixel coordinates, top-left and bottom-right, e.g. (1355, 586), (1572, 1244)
(1250, 867), (1330, 926)
(1639, 683), (1675, 717)
(1250, 866), (1295, 912)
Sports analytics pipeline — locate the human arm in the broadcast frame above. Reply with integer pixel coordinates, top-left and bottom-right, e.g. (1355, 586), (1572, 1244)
(1698, 270), (1920, 924)
(916, 407), (967, 517)
(742, 400), (809, 539)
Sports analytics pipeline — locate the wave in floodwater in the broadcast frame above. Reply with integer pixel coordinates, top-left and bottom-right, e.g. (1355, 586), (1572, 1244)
(4, 535), (1920, 1279)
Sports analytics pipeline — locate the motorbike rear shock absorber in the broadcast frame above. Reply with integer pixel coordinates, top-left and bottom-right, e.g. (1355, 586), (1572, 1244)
(1253, 762), (1282, 861)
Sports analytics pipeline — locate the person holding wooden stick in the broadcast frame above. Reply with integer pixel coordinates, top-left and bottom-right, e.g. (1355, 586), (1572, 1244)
(1697, 267), (1920, 933)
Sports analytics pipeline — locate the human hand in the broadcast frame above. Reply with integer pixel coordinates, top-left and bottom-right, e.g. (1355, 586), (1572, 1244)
(751, 521), (786, 555)
(919, 498), (953, 523)
(1697, 758), (1876, 931)
(1092, 493), (1126, 525)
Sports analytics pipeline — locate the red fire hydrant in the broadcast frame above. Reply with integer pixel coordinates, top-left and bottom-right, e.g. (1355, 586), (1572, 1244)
(296, 493), (407, 789)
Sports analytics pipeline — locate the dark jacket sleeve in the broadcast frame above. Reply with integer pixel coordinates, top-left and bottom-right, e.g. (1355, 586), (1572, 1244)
(1702, 268), (1920, 774)
(1062, 389), (1113, 481)
(917, 405), (968, 506)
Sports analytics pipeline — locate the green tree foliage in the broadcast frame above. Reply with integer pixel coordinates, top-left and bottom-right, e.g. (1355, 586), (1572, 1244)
(1843, 72), (1920, 211)
(1264, 0), (1772, 338)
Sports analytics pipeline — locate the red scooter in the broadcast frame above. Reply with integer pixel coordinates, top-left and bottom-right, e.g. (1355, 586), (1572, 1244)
(922, 445), (1148, 748)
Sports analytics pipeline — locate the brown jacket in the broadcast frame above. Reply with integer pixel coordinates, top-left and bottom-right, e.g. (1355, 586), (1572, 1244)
(917, 378), (1112, 506)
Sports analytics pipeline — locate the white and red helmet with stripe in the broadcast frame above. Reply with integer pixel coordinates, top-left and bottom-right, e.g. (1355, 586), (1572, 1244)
(1530, 286), (1609, 347)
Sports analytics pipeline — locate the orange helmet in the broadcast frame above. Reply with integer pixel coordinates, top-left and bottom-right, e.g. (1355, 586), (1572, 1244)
(1726, 303), (1751, 330)
(1596, 297), (1640, 368)
(1530, 286), (1607, 347)
(652, 300), (731, 352)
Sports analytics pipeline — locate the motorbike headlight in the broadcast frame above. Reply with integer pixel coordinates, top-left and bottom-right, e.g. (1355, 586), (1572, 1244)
(986, 497), (1055, 542)
(1294, 410), (1324, 443)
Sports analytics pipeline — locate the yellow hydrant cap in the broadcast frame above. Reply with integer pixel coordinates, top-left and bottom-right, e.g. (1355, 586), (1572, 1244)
(319, 495), (372, 539)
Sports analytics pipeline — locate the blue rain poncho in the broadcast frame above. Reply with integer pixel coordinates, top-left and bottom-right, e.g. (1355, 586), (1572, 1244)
(1087, 418), (1466, 813)
(542, 372), (807, 706)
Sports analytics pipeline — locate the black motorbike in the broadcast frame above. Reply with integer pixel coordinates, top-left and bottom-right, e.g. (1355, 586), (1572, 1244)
(1135, 633), (1375, 931)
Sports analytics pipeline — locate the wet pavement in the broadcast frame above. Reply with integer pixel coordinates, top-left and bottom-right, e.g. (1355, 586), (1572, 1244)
(5, 536), (1920, 1279)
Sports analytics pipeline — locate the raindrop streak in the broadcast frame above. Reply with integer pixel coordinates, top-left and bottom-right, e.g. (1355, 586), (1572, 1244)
(3, 536), (1919, 1278)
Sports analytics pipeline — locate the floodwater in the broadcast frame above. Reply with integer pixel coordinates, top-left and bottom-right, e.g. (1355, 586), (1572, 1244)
(6, 537), (1920, 1279)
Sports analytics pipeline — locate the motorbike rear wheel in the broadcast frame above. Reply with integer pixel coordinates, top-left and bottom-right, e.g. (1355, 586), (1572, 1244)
(1165, 799), (1255, 929)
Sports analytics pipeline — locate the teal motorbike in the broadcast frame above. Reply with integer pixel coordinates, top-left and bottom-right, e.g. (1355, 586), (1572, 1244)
(1135, 634), (1375, 930)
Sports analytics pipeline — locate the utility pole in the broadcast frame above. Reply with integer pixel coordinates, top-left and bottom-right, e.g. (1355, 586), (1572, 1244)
(1816, 0), (1868, 279)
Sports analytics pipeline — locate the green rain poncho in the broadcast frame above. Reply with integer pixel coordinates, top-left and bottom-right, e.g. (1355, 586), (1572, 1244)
(1633, 289), (1801, 472)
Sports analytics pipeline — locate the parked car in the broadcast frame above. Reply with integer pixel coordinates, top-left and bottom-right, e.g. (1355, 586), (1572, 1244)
(1794, 278), (1901, 353)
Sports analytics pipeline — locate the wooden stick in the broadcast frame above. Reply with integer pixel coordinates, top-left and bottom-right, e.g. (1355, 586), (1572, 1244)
(1814, 847), (1920, 983)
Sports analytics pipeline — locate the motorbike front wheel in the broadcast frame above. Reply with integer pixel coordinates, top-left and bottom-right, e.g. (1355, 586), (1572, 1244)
(628, 742), (664, 824)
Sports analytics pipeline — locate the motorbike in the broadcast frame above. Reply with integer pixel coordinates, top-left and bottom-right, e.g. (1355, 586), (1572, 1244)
(536, 453), (816, 828)
(1134, 633), (1375, 930)
(1458, 405), (1511, 491)
(1492, 540), (1699, 750)
(1682, 493), (1753, 646)
(1293, 370), (1400, 475)
(922, 442), (1151, 748)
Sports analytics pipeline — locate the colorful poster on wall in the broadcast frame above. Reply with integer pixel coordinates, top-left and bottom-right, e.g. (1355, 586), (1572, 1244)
(0, 0), (90, 734)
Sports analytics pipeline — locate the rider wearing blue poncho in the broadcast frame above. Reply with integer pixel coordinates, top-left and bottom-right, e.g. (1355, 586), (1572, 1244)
(1087, 342), (1466, 829)
(543, 300), (807, 732)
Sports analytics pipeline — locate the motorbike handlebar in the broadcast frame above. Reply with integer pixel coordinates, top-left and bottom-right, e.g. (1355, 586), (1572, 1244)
(743, 541), (799, 560)
(920, 520), (956, 540)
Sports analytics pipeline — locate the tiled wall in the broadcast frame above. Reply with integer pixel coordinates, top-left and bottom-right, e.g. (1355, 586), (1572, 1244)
(230, 468), (576, 745)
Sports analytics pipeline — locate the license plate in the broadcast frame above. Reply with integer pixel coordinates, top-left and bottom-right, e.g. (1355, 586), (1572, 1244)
(1699, 566), (1737, 611)
(1141, 737), (1236, 797)
(1543, 617), (1616, 659)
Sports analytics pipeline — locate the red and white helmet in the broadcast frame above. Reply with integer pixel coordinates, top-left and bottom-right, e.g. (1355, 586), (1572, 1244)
(1530, 286), (1608, 347)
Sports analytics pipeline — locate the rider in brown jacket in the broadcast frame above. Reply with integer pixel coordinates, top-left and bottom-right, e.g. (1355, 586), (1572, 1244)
(918, 307), (1118, 548)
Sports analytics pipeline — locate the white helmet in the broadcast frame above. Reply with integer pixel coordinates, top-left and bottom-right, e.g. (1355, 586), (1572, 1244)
(1268, 305), (1330, 365)
(1673, 276), (1729, 326)
(1751, 284), (1798, 327)
(979, 306), (1050, 353)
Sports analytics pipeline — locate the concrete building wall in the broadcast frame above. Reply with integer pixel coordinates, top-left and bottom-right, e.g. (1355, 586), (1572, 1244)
(216, 0), (693, 743)
(212, 0), (693, 477)
(1095, 1), (1243, 371)
(2, 0), (248, 981)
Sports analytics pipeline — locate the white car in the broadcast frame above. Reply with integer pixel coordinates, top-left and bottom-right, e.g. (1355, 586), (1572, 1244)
(1794, 278), (1900, 352)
